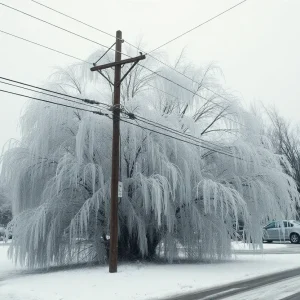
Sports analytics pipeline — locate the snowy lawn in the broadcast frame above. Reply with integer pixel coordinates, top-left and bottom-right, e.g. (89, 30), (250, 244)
(0, 242), (18, 279)
(2, 244), (300, 300)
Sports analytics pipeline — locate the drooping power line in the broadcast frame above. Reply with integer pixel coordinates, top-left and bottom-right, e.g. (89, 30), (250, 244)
(0, 87), (240, 160)
(0, 88), (109, 116)
(132, 114), (235, 155)
(0, 80), (104, 112)
(0, 76), (110, 108)
(120, 117), (243, 160)
(0, 76), (235, 156)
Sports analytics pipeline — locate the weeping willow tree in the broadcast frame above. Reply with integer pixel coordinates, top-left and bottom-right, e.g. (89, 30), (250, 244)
(1, 48), (299, 268)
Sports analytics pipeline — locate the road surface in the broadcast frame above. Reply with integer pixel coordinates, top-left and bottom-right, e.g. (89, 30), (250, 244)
(160, 267), (300, 300)
(221, 275), (300, 299)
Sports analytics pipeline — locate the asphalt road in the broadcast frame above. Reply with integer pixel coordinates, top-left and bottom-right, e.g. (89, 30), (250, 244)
(159, 267), (300, 300)
(221, 275), (300, 300)
(282, 291), (300, 300)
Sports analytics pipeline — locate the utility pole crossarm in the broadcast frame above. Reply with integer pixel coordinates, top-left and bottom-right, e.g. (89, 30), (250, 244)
(90, 54), (146, 72)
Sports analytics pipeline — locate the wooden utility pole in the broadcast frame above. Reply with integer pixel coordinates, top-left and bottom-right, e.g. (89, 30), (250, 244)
(109, 30), (122, 273)
(91, 30), (145, 273)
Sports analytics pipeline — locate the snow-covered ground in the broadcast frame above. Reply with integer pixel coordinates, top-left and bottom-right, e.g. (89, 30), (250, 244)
(0, 242), (19, 280)
(1, 243), (300, 300)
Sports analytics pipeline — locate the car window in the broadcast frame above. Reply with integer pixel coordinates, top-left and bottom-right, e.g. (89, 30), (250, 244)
(284, 221), (293, 227)
(265, 222), (276, 229)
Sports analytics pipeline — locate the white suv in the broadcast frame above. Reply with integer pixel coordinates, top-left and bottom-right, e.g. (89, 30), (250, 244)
(263, 220), (300, 244)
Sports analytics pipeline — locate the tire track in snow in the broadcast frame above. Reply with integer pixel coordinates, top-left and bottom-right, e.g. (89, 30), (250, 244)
(221, 276), (300, 300)
(159, 267), (300, 300)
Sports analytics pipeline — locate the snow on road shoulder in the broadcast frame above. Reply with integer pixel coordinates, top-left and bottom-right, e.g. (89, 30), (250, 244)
(1, 245), (300, 300)
(231, 241), (288, 251)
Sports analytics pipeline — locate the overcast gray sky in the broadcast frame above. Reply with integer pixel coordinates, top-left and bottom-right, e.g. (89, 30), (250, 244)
(0, 0), (299, 151)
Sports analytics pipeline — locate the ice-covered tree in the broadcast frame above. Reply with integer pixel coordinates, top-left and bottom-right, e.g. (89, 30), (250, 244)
(264, 108), (300, 193)
(1, 49), (299, 268)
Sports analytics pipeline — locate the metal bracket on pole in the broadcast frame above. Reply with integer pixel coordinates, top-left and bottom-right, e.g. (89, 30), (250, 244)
(119, 60), (139, 84)
(96, 69), (114, 86)
(94, 42), (116, 65)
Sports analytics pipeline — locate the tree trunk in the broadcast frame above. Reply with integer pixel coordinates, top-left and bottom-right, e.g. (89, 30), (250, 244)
(116, 223), (161, 261)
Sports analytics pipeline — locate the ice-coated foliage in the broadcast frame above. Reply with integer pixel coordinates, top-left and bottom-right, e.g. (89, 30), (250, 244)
(1, 49), (299, 268)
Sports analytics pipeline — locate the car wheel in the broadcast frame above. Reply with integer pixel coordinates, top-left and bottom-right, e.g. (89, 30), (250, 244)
(290, 233), (300, 244)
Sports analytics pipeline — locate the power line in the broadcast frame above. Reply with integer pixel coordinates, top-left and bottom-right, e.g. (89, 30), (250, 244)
(29, 0), (240, 105)
(0, 87), (241, 160)
(2, 28), (245, 129)
(0, 75), (235, 155)
(0, 14), (246, 129)
(0, 28), (190, 118)
(0, 76), (236, 156)
(1, 23), (175, 107)
(136, 118), (237, 158)
(0, 3), (125, 57)
(119, 110), (276, 169)
(147, 83), (178, 99)
(132, 114), (235, 155)
(0, 25), (230, 125)
(0, 76), (110, 108)
(0, 28), (225, 120)
(1, 3), (246, 127)
(120, 116), (243, 160)
(31, 0), (116, 39)
(0, 89), (110, 116)
(148, 0), (248, 54)
(121, 116), (281, 170)
(0, 30), (91, 64)
(30, 0), (142, 54)
(2, 27), (245, 129)
(0, 80), (104, 112)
